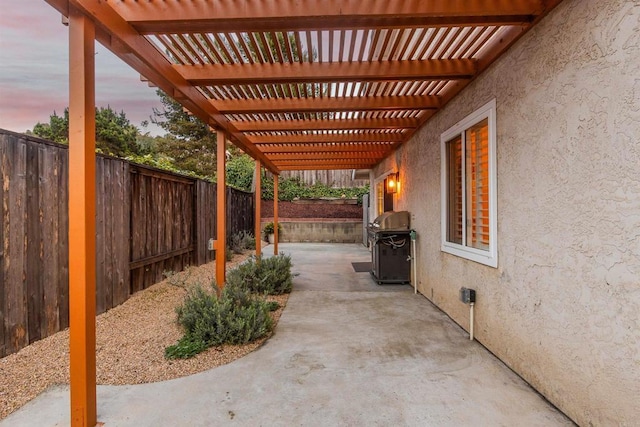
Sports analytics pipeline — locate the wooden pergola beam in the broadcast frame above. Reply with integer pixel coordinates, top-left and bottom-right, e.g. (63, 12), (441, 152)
(215, 130), (226, 288)
(259, 143), (399, 153)
(268, 152), (387, 161)
(249, 133), (404, 144)
(176, 60), (475, 85)
(112, 0), (542, 33)
(277, 163), (377, 171)
(233, 117), (418, 132)
(67, 7), (97, 426)
(214, 95), (440, 114)
(254, 161), (262, 257)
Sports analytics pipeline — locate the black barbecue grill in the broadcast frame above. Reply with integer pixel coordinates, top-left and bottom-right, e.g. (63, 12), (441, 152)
(367, 211), (411, 284)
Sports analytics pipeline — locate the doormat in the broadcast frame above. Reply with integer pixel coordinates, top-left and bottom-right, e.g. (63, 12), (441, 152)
(351, 262), (372, 273)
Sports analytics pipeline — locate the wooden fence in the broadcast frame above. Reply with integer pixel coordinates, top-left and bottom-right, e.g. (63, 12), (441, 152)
(280, 169), (368, 188)
(0, 130), (254, 357)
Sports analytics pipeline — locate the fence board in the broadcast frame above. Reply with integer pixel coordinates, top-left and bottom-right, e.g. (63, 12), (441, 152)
(112, 161), (130, 307)
(95, 158), (106, 315)
(41, 146), (60, 336)
(5, 139), (28, 354)
(0, 137), (6, 356)
(26, 143), (42, 344)
(57, 147), (69, 331)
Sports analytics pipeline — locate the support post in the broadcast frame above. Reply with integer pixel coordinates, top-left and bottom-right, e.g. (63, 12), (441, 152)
(68, 8), (97, 427)
(216, 130), (226, 288)
(254, 161), (262, 257)
(273, 175), (279, 254)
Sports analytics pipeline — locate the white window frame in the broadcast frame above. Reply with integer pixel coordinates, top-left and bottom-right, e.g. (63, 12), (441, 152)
(440, 99), (498, 268)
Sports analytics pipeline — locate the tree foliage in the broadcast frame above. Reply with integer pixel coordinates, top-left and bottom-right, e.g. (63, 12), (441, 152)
(31, 106), (140, 157)
(226, 153), (255, 191)
(151, 90), (218, 177)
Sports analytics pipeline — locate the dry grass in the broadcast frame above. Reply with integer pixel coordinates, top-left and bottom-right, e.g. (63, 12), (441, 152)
(0, 249), (288, 420)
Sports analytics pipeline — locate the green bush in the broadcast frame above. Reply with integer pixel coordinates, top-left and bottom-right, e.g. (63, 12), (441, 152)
(165, 253), (295, 359)
(261, 175), (369, 204)
(230, 230), (256, 254)
(165, 283), (274, 359)
(226, 254), (294, 295)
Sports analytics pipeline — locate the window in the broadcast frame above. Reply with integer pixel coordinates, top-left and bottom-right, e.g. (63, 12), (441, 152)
(375, 172), (395, 216)
(441, 100), (497, 267)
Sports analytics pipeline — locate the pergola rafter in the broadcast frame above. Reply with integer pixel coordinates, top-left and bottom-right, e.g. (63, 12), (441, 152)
(110, 1), (545, 33)
(175, 60), (476, 84)
(213, 95), (440, 114)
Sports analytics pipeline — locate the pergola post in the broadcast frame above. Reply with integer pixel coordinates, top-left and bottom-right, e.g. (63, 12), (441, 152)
(254, 161), (262, 257)
(273, 175), (279, 254)
(68, 8), (97, 427)
(216, 130), (226, 288)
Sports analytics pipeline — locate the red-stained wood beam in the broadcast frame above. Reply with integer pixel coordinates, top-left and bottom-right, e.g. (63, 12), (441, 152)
(233, 117), (418, 132)
(254, 161), (262, 256)
(267, 152), (388, 160)
(214, 95), (440, 114)
(111, 0), (543, 33)
(176, 60), (475, 85)
(216, 131), (227, 289)
(273, 176), (278, 255)
(216, 130), (226, 288)
(249, 133), (405, 144)
(67, 7), (97, 427)
(277, 163), (378, 171)
(259, 143), (400, 153)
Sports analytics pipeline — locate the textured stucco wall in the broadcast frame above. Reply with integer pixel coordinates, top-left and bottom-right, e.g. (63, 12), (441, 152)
(374, 0), (640, 425)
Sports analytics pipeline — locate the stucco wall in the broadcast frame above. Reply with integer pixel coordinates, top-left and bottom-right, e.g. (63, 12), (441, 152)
(374, 0), (640, 425)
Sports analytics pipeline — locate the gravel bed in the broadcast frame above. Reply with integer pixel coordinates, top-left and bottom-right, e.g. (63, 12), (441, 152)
(0, 249), (288, 420)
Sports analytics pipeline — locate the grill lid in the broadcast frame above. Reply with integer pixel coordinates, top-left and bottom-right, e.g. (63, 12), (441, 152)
(369, 211), (410, 231)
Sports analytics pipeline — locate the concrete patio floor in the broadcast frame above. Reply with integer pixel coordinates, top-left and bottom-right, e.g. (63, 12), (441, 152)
(2, 243), (574, 426)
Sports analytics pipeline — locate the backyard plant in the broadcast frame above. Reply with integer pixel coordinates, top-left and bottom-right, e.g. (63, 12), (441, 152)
(262, 222), (282, 240)
(165, 282), (274, 359)
(226, 254), (294, 295)
(230, 230), (256, 254)
(165, 253), (295, 359)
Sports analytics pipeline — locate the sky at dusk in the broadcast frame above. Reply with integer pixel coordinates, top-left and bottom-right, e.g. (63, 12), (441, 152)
(0, 0), (165, 136)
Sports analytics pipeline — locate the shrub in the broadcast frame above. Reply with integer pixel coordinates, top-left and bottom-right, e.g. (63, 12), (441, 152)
(226, 254), (294, 295)
(230, 230), (256, 254)
(165, 282), (274, 359)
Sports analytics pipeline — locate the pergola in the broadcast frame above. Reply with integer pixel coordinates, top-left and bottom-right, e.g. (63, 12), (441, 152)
(41, 1), (562, 425)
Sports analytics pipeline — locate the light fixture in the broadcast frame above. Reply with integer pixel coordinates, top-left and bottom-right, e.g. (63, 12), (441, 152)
(387, 172), (399, 194)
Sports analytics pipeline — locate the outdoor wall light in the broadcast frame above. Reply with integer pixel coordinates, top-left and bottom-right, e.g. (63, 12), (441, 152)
(387, 172), (399, 193)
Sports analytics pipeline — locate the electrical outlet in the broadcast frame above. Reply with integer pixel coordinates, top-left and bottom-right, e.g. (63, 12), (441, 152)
(459, 287), (476, 304)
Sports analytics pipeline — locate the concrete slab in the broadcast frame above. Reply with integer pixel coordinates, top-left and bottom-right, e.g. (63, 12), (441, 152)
(1, 243), (574, 426)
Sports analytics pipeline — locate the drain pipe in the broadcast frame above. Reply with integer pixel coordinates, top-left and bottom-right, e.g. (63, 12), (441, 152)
(459, 288), (476, 341)
(410, 230), (417, 294)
